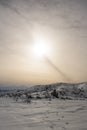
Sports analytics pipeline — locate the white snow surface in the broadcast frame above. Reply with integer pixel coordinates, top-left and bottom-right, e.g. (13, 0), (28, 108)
(0, 97), (87, 130)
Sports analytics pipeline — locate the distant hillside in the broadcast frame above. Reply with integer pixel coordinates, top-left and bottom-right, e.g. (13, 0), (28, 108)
(0, 82), (87, 99)
(0, 84), (31, 91)
(28, 82), (87, 92)
(27, 82), (87, 99)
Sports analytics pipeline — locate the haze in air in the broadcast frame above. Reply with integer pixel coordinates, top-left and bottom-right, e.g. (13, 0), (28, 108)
(0, 0), (87, 85)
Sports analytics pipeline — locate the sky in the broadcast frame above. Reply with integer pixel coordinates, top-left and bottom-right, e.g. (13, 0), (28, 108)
(0, 0), (87, 85)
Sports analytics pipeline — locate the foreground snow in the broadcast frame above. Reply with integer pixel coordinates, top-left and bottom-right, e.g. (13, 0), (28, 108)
(0, 97), (87, 130)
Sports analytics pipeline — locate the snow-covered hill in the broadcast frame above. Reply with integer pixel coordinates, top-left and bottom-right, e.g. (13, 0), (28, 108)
(0, 82), (87, 99)
(0, 83), (87, 130)
(26, 82), (87, 99)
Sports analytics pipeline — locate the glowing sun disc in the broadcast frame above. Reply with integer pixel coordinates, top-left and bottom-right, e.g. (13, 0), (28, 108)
(33, 43), (49, 58)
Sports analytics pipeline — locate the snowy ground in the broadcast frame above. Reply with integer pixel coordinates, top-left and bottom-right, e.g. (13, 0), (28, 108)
(0, 98), (87, 130)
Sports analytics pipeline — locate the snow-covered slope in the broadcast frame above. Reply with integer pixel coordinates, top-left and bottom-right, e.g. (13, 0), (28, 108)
(0, 97), (87, 130)
(0, 82), (87, 99)
(26, 82), (87, 99)
(0, 83), (87, 130)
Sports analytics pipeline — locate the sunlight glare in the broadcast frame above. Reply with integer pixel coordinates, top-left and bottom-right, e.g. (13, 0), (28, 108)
(33, 43), (49, 58)
(32, 34), (50, 59)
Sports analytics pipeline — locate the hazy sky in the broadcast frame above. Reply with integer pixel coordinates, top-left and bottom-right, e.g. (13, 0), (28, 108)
(0, 0), (87, 85)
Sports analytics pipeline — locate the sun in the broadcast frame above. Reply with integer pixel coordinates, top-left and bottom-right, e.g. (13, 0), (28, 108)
(25, 33), (51, 60)
(32, 35), (50, 58)
(33, 43), (49, 58)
